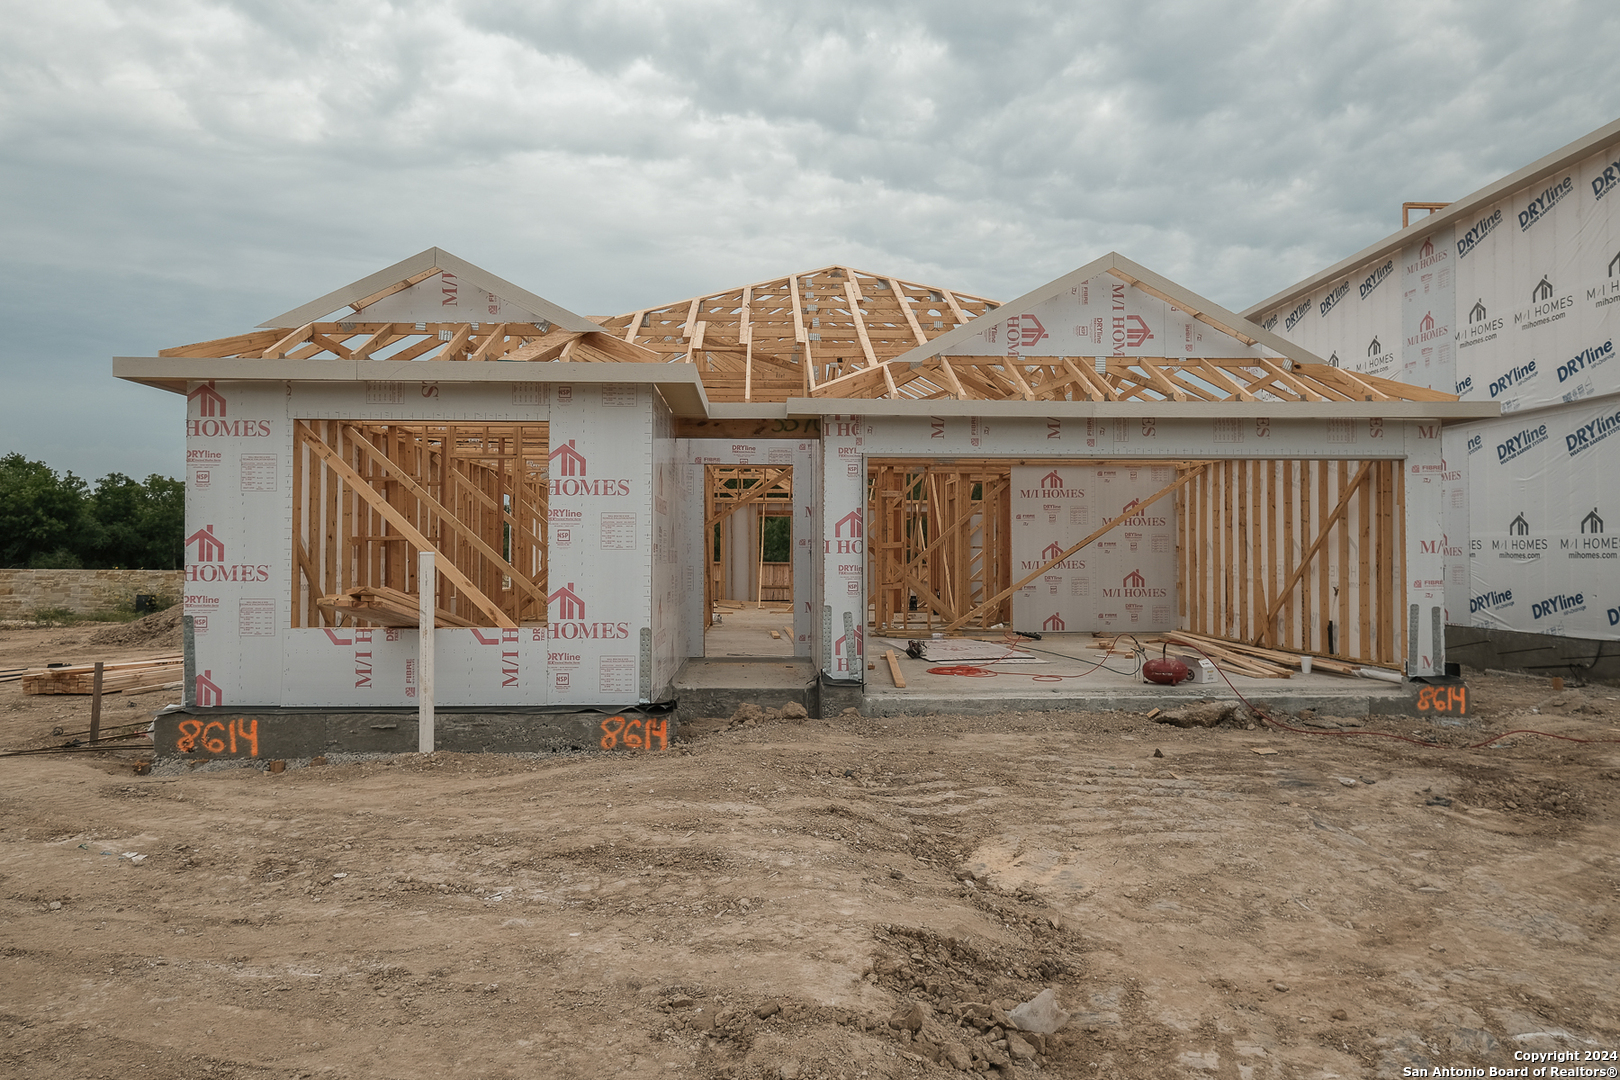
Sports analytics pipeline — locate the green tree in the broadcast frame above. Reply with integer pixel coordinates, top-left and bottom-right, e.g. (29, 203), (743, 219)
(80, 473), (186, 569)
(0, 455), (184, 569)
(0, 453), (88, 567)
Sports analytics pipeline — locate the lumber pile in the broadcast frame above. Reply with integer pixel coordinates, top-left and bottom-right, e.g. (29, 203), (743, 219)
(1167, 631), (1365, 677)
(316, 586), (478, 628)
(1164, 633), (1291, 679)
(1086, 632), (1294, 679)
(22, 655), (183, 696)
(1084, 629), (1387, 680)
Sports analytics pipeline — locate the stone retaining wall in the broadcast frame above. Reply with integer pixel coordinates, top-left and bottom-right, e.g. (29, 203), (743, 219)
(0, 570), (183, 619)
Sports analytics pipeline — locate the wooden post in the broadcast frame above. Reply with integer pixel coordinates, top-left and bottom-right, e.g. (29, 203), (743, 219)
(418, 551), (435, 754)
(89, 662), (104, 744)
(756, 512), (766, 606)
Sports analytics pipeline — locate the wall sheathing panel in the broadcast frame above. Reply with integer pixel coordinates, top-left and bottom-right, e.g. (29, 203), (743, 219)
(941, 274), (1267, 360)
(185, 378), (668, 707)
(185, 381), (290, 707)
(651, 393), (688, 698)
(1463, 403), (1620, 638)
(1010, 463), (1177, 635)
(545, 383), (655, 705)
(1253, 137), (1620, 641)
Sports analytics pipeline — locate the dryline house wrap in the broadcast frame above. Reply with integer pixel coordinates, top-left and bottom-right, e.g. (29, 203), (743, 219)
(1246, 116), (1620, 649)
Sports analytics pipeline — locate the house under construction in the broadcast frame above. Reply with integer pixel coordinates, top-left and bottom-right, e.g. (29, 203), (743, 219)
(115, 245), (1497, 748)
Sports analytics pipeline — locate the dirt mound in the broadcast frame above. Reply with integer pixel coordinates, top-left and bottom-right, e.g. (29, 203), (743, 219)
(87, 603), (182, 650)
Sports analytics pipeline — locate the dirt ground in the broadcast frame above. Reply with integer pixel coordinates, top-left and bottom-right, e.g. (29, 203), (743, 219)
(3, 620), (1619, 1080)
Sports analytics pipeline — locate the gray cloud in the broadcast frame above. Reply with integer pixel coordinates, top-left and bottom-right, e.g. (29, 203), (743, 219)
(2, 0), (1617, 477)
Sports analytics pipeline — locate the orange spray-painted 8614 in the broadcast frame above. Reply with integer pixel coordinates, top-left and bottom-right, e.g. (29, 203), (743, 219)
(175, 717), (260, 756)
(599, 716), (669, 751)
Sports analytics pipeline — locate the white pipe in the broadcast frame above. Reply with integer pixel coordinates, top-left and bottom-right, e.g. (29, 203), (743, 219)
(1355, 666), (1403, 684)
(418, 551), (436, 753)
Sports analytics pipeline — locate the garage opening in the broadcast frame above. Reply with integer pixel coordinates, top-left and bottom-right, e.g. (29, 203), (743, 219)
(868, 457), (1404, 667)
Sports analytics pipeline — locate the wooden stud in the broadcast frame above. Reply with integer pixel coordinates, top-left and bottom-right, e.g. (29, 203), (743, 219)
(1256, 459), (1374, 648)
(1282, 459), (1295, 650)
(1337, 459), (1351, 657)
(1316, 460), (1329, 653)
(1237, 460), (1249, 640)
(884, 649), (906, 688)
(1222, 459), (1234, 639)
(1358, 459), (1372, 660)
(1378, 461), (1395, 665)
(1264, 460), (1278, 650)
(323, 420), (339, 625)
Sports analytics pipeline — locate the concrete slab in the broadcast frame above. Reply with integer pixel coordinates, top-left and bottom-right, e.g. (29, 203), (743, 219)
(155, 707), (677, 759)
(704, 603), (796, 657)
(671, 656), (816, 717)
(861, 633), (1416, 717)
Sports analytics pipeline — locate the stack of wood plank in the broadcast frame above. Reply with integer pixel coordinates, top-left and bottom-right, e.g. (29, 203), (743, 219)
(1085, 633), (1285, 678)
(21, 655), (183, 695)
(316, 586), (478, 628)
(1163, 632), (1295, 679)
(1165, 630), (1384, 679)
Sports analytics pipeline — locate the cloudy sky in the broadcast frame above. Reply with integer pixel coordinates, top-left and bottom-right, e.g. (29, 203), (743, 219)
(3, 0), (1618, 480)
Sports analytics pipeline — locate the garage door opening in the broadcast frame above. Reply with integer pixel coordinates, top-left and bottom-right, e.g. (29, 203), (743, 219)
(867, 457), (1405, 666)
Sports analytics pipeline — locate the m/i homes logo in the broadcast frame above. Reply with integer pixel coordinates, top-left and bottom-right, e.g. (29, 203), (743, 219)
(185, 381), (270, 438)
(547, 440), (630, 496)
(184, 525), (270, 582)
(546, 582), (630, 641)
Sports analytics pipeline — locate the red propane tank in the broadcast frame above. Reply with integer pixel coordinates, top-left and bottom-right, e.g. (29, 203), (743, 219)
(1142, 657), (1191, 686)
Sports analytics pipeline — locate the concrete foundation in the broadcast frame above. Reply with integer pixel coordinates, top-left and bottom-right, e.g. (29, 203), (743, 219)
(670, 657), (816, 717)
(156, 632), (1463, 760)
(1447, 625), (1619, 685)
(156, 707), (678, 759)
(860, 634), (1420, 718)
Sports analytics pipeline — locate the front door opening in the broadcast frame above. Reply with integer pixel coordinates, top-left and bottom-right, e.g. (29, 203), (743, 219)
(704, 464), (794, 657)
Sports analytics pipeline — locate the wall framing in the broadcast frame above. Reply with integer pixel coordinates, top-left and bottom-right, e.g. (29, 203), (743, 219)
(865, 454), (1406, 665)
(291, 420), (549, 629)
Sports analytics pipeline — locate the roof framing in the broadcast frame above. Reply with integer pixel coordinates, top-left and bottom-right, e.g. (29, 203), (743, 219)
(124, 249), (1489, 417)
(807, 251), (1459, 406)
(595, 264), (1001, 403)
(160, 248), (662, 369)
(259, 247), (603, 333)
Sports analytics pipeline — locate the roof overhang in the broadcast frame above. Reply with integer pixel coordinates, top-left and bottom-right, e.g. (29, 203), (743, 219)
(787, 396), (1499, 425)
(113, 357), (712, 418)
